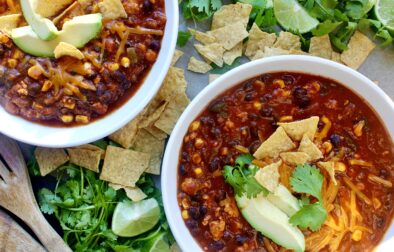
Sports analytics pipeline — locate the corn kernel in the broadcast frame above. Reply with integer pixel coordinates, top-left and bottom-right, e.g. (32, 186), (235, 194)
(61, 115), (74, 123)
(279, 115), (293, 122)
(273, 79), (285, 88)
(192, 153), (201, 164)
(76, 115), (89, 124)
(63, 88), (73, 95)
(181, 210), (189, 219)
(28, 65), (42, 80)
(32, 102), (43, 110)
(194, 168), (203, 176)
(253, 101), (262, 110)
(63, 99), (75, 109)
(41, 80), (53, 92)
(352, 230), (362, 241)
(12, 49), (24, 59)
(0, 34), (9, 43)
(335, 162), (346, 172)
(7, 59), (17, 68)
(373, 197), (382, 209)
(108, 63), (119, 71)
(220, 147), (228, 156)
(195, 138), (204, 149)
(349, 159), (373, 167)
(225, 120), (235, 129)
(323, 141), (333, 153)
(189, 121), (201, 132)
(17, 88), (28, 96)
(353, 120), (365, 137)
(121, 57), (130, 68)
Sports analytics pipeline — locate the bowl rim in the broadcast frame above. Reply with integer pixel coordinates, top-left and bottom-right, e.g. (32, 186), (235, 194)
(0, 0), (179, 148)
(162, 55), (394, 252)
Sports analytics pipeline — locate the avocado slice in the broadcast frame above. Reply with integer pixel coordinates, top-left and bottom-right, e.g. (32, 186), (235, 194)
(12, 13), (103, 57)
(20, 0), (59, 40)
(236, 194), (305, 252)
(266, 184), (301, 216)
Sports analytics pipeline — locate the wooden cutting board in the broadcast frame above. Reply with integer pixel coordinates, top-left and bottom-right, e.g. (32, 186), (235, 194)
(0, 209), (46, 252)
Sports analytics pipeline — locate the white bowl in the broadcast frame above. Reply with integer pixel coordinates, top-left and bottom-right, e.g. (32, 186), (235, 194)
(0, 1), (178, 148)
(162, 55), (394, 252)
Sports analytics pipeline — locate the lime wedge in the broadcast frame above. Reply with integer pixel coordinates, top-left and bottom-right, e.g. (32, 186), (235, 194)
(111, 198), (160, 237)
(363, 0), (376, 14)
(273, 0), (319, 33)
(143, 233), (170, 252)
(375, 0), (394, 32)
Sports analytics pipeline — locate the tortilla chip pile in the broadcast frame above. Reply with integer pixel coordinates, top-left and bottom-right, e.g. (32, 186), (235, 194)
(34, 66), (190, 202)
(251, 116), (339, 192)
(184, 3), (375, 75)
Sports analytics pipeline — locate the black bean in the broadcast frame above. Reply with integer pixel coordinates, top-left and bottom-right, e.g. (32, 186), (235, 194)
(143, 0), (153, 11)
(208, 240), (225, 250)
(0, 44), (5, 57)
(215, 190), (227, 202)
(260, 107), (273, 117)
(282, 74), (296, 85)
(182, 152), (190, 162)
(210, 128), (221, 139)
(373, 215), (385, 229)
(228, 139), (240, 147)
(96, 82), (106, 96)
(223, 231), (232, 241)
(243, 81), (253, 91)
(209, 100), (227, 114)
(189, 206), (201, 220)
(27, 82), (41, 95)
(185, 219), (198, 229)
(249, 140), (261, 154)
(200, 116), (215, 126)
(209, 157), (221, 172)
(329, 134), (341, 147)
(150, 40), (161, 51)
(179, 164), (186, 176)
(293, 86), (311, 108)
(248, 113), (260, 120)
(244, 91), (256, 101)
(235, 234), (248, 245)
(199, 205), (208, 216)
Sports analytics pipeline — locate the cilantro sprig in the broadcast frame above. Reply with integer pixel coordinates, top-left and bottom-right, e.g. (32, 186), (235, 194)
(223, 154), (269, 198)
(289, 164), (327, 231)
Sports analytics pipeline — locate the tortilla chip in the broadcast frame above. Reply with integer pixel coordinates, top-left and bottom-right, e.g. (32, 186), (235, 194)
(36, 0), (74, 17)
(317, 161), (337, 185)
(98, 0), (127, 19)
(259, 47), (290, 59)
(109, 183), (147, 202)
(188, 56), (212, 74)
(273, 31), (301, 50)
(223, 42), (243, 65)
(156, 67), (187, 101)
(35, 147), (69, 176)
(253, 127), (296, 159)
(289, 49), (309, 55)
(138, 100), (168, 129)
(280, 152), (310, 166)
(100, 146), (150, 187)
(170, 243), (181, 252)
(341, 31), (376, 69)
(278, 116), (319, 141)
(195, 43), (225, 67)
(209, 74), (221, 83)
(131, 129), (165, 175)
(245, 23), (277, 59)
(171, 50), (184, 66)
(144, 125), (168, 140)
(331, 51), (341, 63)
(109, 108), (147, 148)
(298, 135), (323, 161)
(208, 21), (249, 50)
(75, 144), (105, 158)
(189, 28), (217, 45)
(254, 160), (282, 192)
(54, 42), (85, 60)
(154, 92), (190, 134)
(309, 35), (333, 59)
(211, 3), (252, 30)
(67, 148), (102, 172)
(0, 14), (21, 35)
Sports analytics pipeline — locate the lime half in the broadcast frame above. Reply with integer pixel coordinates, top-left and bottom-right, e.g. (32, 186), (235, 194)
(273, 0), (319, 33)
(111, 198), (160, 237)
(143, 232), (170, 252)
(375, 0), (394, 32)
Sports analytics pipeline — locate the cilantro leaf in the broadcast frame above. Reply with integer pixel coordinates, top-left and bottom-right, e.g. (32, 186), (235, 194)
(290, 164), (324, 201)
(289, 202), (327, 231)
(210, 58), (242, 74)
(312, 20), (343, 36)
(177, 31), (192, 47)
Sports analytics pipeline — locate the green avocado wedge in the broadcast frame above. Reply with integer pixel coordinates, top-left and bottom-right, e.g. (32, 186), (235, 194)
(20, 0), (59, 40)
(12, 13), (103, 57)
(236, 194), (305, 252)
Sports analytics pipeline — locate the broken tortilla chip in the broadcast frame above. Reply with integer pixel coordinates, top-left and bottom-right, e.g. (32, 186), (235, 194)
(156, 67), (187, 101)
(254, 46), (290, 60)
(278, 116), (319, 141)
(36, 0), (74, 17)
(341, 31), (375, 69)
(298, 134), (323, 161)
(195, 43), (225, 67)
(317, 161), (337, 185)
(208, 21), (249, 50)
(245, 23), (277, 59)
(331, 51), (342, 63)
(75, 144), (105, 158)
(280, 152), (311, 166)
(98, 0), (127, 19)
(254, 160), (282, 192)
(138, 100), (168, 129)
(309, 35), (333, 59)
(54, 42), (85, 60)
(132, 129), (165, 175)
(35, 147), (69, 176)
(253, 127), (296, 159)
(100, 146), (150, 187)
(188, 56), (212, 74)
(211, 3), (252, 30)
(189, 28), (217, 45)
(223, 42), (243, 65)
(67, 148), (102, 173)
(273, 31), (301, 50)
(109, 183), (147, 202)
(144, 125), (168, 140)
(171, 49), (184, 66)
(0, 14), (21, 35)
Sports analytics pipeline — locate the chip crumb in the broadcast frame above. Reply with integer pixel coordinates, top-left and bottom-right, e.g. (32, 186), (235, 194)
(156, 67), (187, 101)
(109, 183), (147, 202)
(254, 160), (282, 192)
(36, 0), (74, 17)
(100, 146), (150, 187)
(223, 42), (243, 65)
(341, 31), (375, 69)
(309, 35), (333, 59)
(298, 134), (323, 161)
(245, 23), (277, 59)
(189, 28), (217, 45)
(194, 43), (225, 67)
(35, 147), (69, 176)
(171, 49), (184, 66)
(280, 152), (311, 166)
(278, 116), (319, 141)
(273, 31), (301, 51)
(67, 148), (102, 172)
(144, 125), (168, 140)
(54, 42), (85, 60)
(317, 161), (337, 185)
(76, 144), (105, 158)
(253, 126), (296, 159)
(211, 3), (252, 30)
(208, 21), (249, 50)
(0, 14), (21, 35)
(138, 100), (168, 129)
(98, 0), (127, 19)
(188, 56), (212, 74)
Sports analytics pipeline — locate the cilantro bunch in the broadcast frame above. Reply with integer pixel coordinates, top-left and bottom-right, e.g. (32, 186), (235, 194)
(180, 0), (223, 21)
(223, 154), (269, 198)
